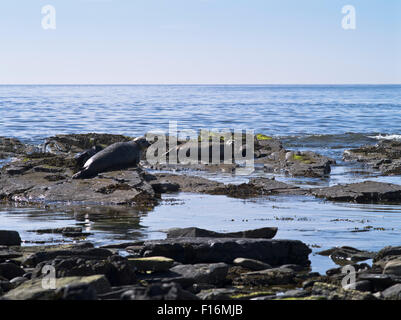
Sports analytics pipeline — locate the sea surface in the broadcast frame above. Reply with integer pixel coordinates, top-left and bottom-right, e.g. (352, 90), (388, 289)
(1, 84), (401, 273)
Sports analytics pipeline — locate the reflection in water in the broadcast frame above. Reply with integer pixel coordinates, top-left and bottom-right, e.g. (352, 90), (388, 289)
(3, 191), (401, 274)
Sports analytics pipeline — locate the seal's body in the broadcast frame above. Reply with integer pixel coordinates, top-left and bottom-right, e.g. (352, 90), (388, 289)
(72, 137), (150, 179)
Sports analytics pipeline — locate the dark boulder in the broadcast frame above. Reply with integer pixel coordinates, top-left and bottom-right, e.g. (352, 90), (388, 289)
(166, 227), (277, 240)
(0, 230), (21, 246)
(139, 238), (311, 267)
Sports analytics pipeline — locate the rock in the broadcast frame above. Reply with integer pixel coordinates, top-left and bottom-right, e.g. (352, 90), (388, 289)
(311, 281), (375, 300)
(2, 275), (111, 300)
(343, 140), (401, 175)
(374, 246), (401, 268)
(0, 248), (22, 261)
(197, 288), (238, 300)
(121, 283), (199, 300)
(233, 258), (271, 271)
(382, 283), (401, 300)
(383, 260), (401, 276)
(55, 282), (97, 300)
(357, 273), (394, 292)
(28, 227), (91, 238)
(317, 246), (375, 265)
(0, 230), (21, 246)
(22, 248), (113, 267)
(170, 263), (229, 285)
(0, 263), (25, 280)
(276, 289), (309, 299)
(343, 280), (372, 292)
(128, 256), (174, 273)
(9, 276), (28, 287)
(236, 267), (296, 286)
(166, 227), (277, 240)
(151, 173), (304, 198)
(312, 181), (401, 203)
(0, 155), (159, 208)
(139, 238), (311, 266)
(31, 255), (136, 286)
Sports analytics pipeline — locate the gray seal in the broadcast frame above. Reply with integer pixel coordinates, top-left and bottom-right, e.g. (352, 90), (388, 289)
(72, 137), (150, 179)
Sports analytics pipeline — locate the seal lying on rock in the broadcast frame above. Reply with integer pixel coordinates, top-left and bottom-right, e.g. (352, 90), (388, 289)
(72, 137), (150, 179)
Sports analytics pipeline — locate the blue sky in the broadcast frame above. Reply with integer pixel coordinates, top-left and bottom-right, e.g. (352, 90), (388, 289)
(0, 0), (400, 84)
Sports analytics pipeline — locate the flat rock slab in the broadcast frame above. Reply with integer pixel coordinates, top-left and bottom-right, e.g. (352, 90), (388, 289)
(165, 227), (277, 240)
(153, 173), (305, 198)
(312, 181), (401, 203)
(0, 163), (158, 207)
(2, 275), (111, 300)
(139, 238), (311, 267)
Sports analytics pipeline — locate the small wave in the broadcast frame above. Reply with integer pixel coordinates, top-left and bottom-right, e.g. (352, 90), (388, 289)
(369, 134), (401, 141)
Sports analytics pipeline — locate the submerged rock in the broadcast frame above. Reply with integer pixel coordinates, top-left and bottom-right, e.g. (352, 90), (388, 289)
(312, 181), (401, 203)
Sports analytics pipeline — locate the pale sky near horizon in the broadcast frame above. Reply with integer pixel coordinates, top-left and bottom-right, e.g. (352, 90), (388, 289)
(0, 0), (400, 84)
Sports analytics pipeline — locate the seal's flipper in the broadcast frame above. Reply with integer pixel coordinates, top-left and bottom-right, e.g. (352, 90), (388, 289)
(72, 169), (95, 179)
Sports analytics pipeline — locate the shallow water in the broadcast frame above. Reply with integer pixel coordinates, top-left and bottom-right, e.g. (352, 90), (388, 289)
(1, 84), (401, 274)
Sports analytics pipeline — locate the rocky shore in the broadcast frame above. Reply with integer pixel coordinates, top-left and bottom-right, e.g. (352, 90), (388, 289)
(1, 133), (401, 300)
(1, 228), (401, 300)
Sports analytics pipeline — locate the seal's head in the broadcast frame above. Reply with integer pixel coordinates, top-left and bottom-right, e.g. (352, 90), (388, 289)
(134, 136), (151, 150)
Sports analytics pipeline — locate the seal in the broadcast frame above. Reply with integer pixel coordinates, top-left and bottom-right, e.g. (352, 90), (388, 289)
(72, 137), (150, 179)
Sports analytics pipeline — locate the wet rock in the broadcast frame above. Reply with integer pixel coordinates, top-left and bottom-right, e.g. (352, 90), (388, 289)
(258, 150), (335, 178)
(0, 154), (159, 208)
(344, 140), (401, 175)
(312, 181), (401, 203)
(170, 263), (229, 285)
(128, 256), (175, 273)
(165, 227), (277, 240)
(0, 263), (25, 280)
(55, 282), (97, 300)
(2, 275), (111, 300)
(121, 282), (199, 300)
(0, 247), (22, 262)
(383, 260), (401, 276)
(31, 255), (136, 286)
(22, 248), (113, 267)
(342, 280), (372, 292)
(381, 283), (401, 300)
(373, 246), (401, 268)
(0, 230), (21, 246)
(28, 227), (91, 238)
(276, 289), (309, 299)
(311, 281), (375, 300)
(233, 258), (272, 271)
(247, 177), (306, 195)
(43, 133), (132, 155)
(235, 267), (296, 286)
(0, 137), (34, 159)
(196, 288), (238, 300)
(317, 246), (375, 265)
(357, 273), (394, 292)
(139, 238), (311, 266)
